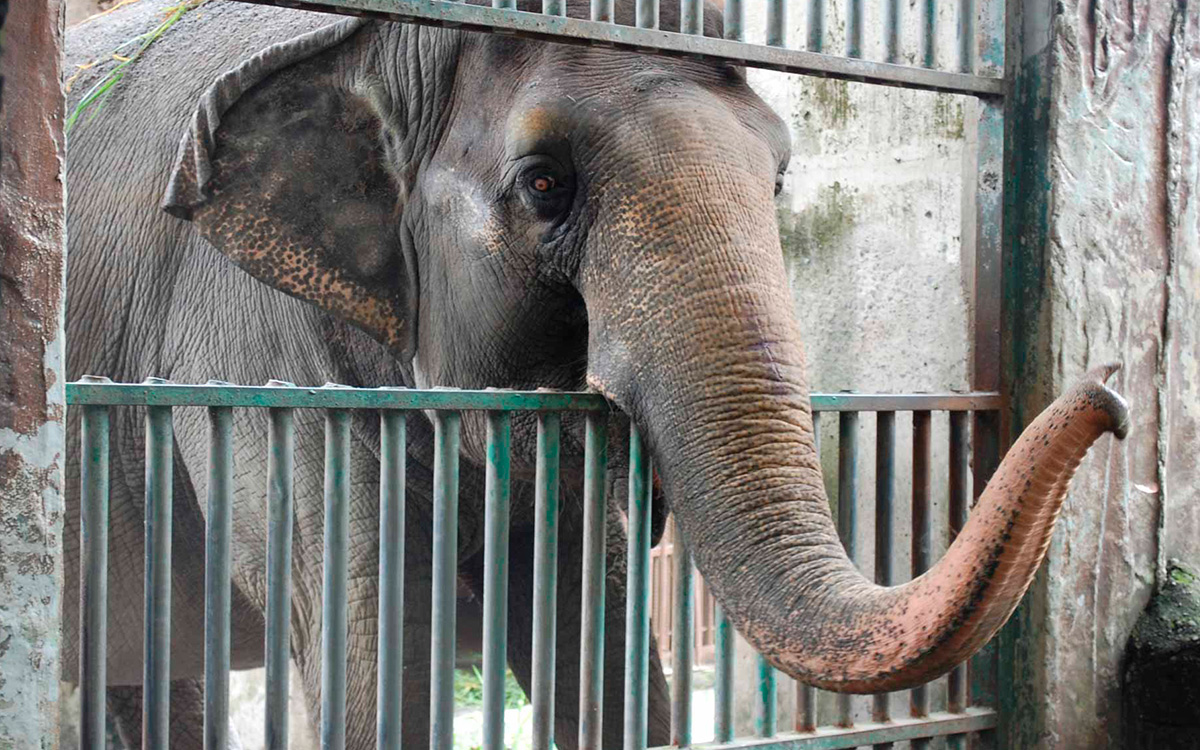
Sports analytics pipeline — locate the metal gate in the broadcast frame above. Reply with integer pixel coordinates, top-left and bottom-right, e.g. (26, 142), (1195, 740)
(69, 0), (1008, 745)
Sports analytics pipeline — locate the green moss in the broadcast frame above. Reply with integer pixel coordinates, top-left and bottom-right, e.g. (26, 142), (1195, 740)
(778, 182), (860, 264)
(1171, 566), (1197, 585)
(807, 79), (855, 128)
(932, 94), (966, 140)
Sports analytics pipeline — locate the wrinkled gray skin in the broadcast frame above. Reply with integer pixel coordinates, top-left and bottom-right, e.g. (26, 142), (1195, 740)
(62, 0), (777, 746)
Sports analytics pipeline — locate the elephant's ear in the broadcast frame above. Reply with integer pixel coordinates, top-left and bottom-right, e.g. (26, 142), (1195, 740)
(162, 18), (417, 360)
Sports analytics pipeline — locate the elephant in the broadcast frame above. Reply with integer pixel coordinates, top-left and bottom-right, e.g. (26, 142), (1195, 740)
(60, 0), (1129, 747)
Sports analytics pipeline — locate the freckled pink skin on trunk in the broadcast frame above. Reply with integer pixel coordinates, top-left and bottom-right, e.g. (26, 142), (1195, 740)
(578, 101), (1130, 692)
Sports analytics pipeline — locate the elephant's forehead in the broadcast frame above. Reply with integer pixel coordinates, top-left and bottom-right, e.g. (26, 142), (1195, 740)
(507, 104), (572, 139)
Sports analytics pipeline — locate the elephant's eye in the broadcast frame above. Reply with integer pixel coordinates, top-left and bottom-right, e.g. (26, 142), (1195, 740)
(532, 175), (556, 193)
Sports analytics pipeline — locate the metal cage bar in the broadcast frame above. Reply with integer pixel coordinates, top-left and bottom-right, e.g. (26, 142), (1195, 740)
(836, 412), (858, 730)
(204, 404), (235, 750)
(672, 529), (694, 746)
(579, 413), (609, 750)
(142, 398), (173, 750)
(909, 411), (933, 750)
(872, 411), (896, 750)
(322, 408), (352, 750)
(431, 411), (462, 750)
(532, 413), (563, 750)
(625, 424), (654, 750)
(265, 401), (295, 750)
(483, 411), (513, 750)
(79, 400), (110, 749)
(378, 410), (407, 750)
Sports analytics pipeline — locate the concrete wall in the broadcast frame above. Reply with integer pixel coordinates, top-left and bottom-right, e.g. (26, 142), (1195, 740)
(1002, 0), (1199, 747)
(0, 0), (69, 746)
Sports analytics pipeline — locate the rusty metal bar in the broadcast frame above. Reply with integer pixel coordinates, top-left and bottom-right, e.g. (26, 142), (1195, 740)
(204, 403), (235, 750)
(532, 413), (563, 750)
(872, 411), (896, 749)
(910, 410), (932, 750)
(142, 395), (174, 750)
(591, 0), (612, 22)
(79, 400), (111, 749)
(579, 413), (609, 750)
(378, 410), (407, 750)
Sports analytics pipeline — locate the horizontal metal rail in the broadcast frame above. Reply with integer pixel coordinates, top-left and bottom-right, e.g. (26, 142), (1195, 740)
(651, 709), (998, 750)
(236, 0), (1003, 97)
(66, 382), (1001, 412)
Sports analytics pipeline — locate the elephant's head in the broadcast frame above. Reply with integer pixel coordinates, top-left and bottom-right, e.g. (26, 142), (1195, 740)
(163, 0), (1128, 692)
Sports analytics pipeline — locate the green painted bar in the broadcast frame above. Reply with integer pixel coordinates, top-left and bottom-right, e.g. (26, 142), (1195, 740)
(66, 383), (1001, 414)
(714, 603), (735, 742)
(795, 411), (819, 734)
(872, 411), (896, 750)
(636, 0), (656, 30)
(921, 0), (935, 68)
(671, 530), (694, 747)
(322, 409), (352, 750)
(648, 709), (999, 750)
(205, 404), (235, 750)
(624, 424), (652, 750)
(483, 412), (513, 750)
(722, 0), (742, 41)
(946, 411), (969, 750)
(591, 0), (612, 23)
(806, 0), (823, 52)
(579, 413), (609, 750)
(142, 398), (173, 750)
(378, 410), (407, 750)
(836, 412), (858, 730)
(845, 0), (861, 58)
(79, 401), (110, 749)
(431, 412), (462, 750)
(765, 0), (785, 47)
(680, 0), (701, 35)
(756, 653), (777, 738)
(265, 403), (295, 750)
(910, 410), (932, 750)
(883, 0), (900, 63)
(957, 0), (974, 73)
(533, 413), (563, 750)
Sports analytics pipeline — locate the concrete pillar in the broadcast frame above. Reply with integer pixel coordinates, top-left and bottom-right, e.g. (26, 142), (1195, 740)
(1001, 0), (1199, 747)
(0, 0), (68, 745)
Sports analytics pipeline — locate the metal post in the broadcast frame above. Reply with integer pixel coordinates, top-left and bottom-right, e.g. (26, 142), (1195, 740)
(579, 413), (609, 750)
(204, 403), (235, 750)
(430, 412), (462, 750)
(143, 395), (174, 750)
(483, 412), (512, 750)
(873, 411), (896, 750)
(532, 413), (562, 750)
(378, 410), (407, 750)
(265, 398), (295, 750)
(79, 400), (111, 748)
(322, 408), (351, 750)
(714, 603), (735, 743)
(624, 424), (652, 750)
(910, 411), (932, 750)
(671, 524), (694, 746)
(837, 412), (858, 729)
(756, 654), (777, 738)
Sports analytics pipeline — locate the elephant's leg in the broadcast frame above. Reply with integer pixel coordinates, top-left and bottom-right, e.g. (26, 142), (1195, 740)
(106, 678), (245, 750)
(289, 512), (435, 749)
(492, 504), (670, 750)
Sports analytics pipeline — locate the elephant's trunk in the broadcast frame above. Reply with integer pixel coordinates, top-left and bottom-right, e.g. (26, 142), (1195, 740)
(580, 133), (1128, 692)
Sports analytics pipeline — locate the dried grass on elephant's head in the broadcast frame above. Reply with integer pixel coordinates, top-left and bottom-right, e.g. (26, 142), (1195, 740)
(66, 0), (209, 133)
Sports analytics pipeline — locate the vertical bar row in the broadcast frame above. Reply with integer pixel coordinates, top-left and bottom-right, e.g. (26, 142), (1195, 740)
(795, 411), (820, 734)
(883, 0), (901, 63)
(671, 526), (694, 747)
(532, 414), (562, 750)
(578, 414), (609, 750)
(766, 0), (786, 47)
(378, 411), (407, 750)
(431, 412), (462, 750)
(713, 603), (734, 743)
(872, 411), (896, 749)
(204, 404), (235, 750)
(836, 411), (858, 729)
(946, 411), (970, 750)
(755, 654), (777, 738)
(910, 411), (932, 750)
(265, 401), (295, 750)
(79, 400), (110, 749)
(322, 409), (352, 750)
(142, 397), (174, 750)
(483, 412), (513, 750)
(624, 424), (652, 750)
